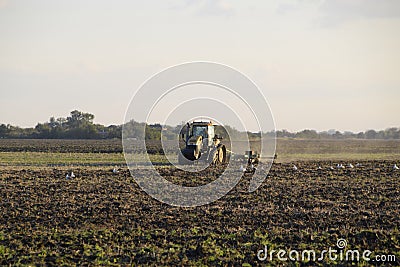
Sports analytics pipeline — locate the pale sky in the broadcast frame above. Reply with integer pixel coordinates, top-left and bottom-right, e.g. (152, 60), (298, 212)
(0, 0), (399, 132)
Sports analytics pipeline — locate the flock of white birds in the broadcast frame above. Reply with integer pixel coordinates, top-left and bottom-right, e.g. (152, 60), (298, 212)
(65, 171), (75, 180)
(291, 163), (399, 172)
(64, 163), (399, 179)
(237, 162), (399, 173)
(65, 166), (120, 179)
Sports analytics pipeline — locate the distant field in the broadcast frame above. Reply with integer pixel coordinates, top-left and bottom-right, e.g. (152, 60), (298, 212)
(0, 139), (399, 166)
(0, 139), (122, 153)
(275, 138), (400, 162)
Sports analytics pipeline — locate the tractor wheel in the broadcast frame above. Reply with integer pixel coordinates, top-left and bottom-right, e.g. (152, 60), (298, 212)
(211, 145), (226, 165)
(219, 145), (227, 163)
(178, 150), (196, 165)
(181, 145), (200, 161)
(217, 147), (224, 163)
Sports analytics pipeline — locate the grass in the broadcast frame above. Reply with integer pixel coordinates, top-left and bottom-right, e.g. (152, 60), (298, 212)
(274, 138), (400, 162)
(0, 152), (124, 166)
(0, 152), (170, 166)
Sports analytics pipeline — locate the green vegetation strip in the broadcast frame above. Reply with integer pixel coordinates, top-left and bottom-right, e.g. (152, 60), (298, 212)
(0, 152), (169, 166)
(0, 152), (124, 166)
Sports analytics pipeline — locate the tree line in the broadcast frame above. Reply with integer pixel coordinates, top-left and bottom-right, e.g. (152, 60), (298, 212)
(0, 110), (121, 139)
(274, 128), (400, 140)
(0, 110), (399, 140)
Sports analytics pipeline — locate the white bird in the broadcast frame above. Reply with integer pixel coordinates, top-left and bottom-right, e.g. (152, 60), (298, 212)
(337, 163), (344, 169)
(250, 163), (256, 171)
(394, 164), (399, 170)
(348, 163), (354, 168)
(355, 163), (362, 167)
(113, 166), (119, 174)
(66, 173), (70, 180)
(239, 165), (245, 172)
(317, 166), (322, 170)
(70, 171), (75, 178)
(329, 166), (335, 170)
(293, 165), (298, 171)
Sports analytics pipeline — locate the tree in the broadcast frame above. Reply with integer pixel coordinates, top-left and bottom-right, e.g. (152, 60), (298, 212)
(0, 124), (9, 138)
(49, 117), (57, 128)
(295, 129), (319, 139)
(56, 117), (67, 127)
(365, 130), (377, 139)
(66, 110), (94, 128)
(384, 127), (399, 139)
(106, 125), (122, 139)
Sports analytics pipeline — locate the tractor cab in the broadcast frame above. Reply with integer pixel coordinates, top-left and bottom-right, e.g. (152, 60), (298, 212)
(191, 125), (208, 139)
(186, 121), (215, 147)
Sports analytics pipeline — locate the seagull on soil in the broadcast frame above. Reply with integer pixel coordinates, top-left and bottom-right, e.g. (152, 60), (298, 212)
(239, 165), (245, 172)
(113, 166), (119, 174)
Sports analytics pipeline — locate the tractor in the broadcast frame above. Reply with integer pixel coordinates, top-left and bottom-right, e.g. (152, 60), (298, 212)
(178, 121), (228, 165)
